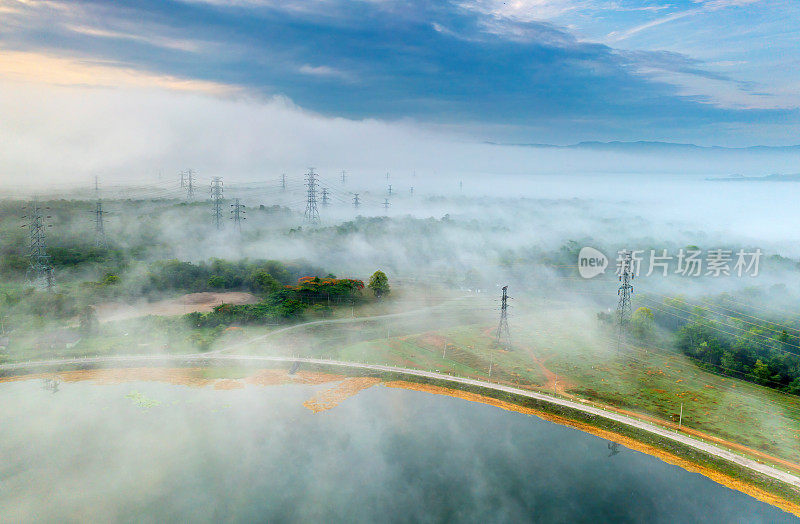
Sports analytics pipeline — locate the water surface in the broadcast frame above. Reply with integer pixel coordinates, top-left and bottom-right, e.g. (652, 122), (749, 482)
(1, 375), (794, 523)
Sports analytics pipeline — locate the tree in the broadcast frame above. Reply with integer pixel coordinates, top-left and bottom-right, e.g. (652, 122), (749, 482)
(753, 359), (772, 385)
(631, 307), (655, 343)
(788, 378), (800, 395)
(207, 275), (226, 289)
(102, 273), (120, 286)
(368, 270), (390, 298)
(596, 311), (613, 325)
(79, 305), (98, 336)
(251, 270), (280, 295)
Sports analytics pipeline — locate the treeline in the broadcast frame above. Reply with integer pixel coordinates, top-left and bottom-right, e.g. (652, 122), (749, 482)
(0, 257), (326, 326)
(648, 295), (800, 395)
(675, 318), (800, 394)
(142, 258), (322, 295)
(186, 273), (386, 328)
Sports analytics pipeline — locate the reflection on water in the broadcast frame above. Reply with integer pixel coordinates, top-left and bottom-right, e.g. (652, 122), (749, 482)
(0, 375), (795, 523)
(39, 376), (60, 394)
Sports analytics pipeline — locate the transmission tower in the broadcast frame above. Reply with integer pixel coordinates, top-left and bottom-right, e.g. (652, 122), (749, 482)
(385, 172), (390, 181)
(304, 168), (320, 224)
(93, 176), (107, 249)
(410, 186), (414, 196)
(184, 169), (196, 200)
(341, 170), (347, 184)
(23, 198), (54, 291)
(495, 285), (510, 347)
(321, 187), (330, 207)
(617, 250), (635, 328)
(210, 176), (224, 229)
(382, 198), (390, 215)
(352, 193), (360, 209)
(230, 198), (246, 232)
(387, 184), (392, 196)
(281, 173), (287, 192)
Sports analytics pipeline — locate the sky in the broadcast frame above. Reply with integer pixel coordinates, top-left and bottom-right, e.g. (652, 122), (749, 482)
(0, 0), (799, 184)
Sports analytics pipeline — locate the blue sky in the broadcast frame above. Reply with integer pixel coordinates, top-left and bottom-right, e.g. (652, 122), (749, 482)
(1, 0), (799, 146)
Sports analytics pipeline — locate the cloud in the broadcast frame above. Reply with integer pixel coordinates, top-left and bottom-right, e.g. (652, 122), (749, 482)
(0, 0), (796, 144)
(0, 50), (235, 94)
(456, 0), (596, 21)
(607, 0), (765, 43)
(606, 9), (701, 42)
(298, 64), (355, 82)
(2, 78), (798, 192)
(697, 0), (762, 8)
(64, 25), (204, 53)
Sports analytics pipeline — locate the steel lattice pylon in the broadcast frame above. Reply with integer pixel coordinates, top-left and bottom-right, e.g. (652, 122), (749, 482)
(24, 198), (54, 291)
(495, 285), (510, 347)
(304, 168), (320, 224)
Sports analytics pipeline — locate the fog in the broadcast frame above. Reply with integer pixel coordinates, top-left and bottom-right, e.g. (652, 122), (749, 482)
(2, 79), (799, 192)
(3, 79), (800, 520)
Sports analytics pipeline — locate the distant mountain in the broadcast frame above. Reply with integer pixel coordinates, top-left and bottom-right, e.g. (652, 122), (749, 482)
(488, 140), (800, 152)
(707, 173), (800, 182)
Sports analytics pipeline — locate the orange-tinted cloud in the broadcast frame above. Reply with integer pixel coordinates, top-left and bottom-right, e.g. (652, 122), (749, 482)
(0, 50), (236, 94)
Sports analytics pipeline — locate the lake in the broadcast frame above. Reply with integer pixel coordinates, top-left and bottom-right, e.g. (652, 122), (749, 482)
(1, 369), (795, 523)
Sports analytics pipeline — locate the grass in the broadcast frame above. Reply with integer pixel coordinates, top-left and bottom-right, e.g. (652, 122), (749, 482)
(509, 307), (800, 464)
(5, 286), (799, 471)
(231, 299), (800, 467)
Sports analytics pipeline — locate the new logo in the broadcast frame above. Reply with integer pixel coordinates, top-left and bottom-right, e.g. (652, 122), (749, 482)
(578, 247), (608, 279)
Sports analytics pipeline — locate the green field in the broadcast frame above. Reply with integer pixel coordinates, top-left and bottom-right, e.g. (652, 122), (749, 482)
(232, 297), (800, 467)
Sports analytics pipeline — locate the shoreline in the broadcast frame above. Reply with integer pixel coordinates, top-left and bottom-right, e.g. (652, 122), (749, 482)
(383, 379), (800, 518)
(2, 356), (799, 515)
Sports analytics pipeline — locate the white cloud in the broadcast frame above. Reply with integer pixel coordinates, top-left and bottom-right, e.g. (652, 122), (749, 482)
(606, 9), (700, 42)
(457, 0), (596, 21)
(1, 78), (796, 192)
(298, 64), (354, 82)
(632, 66), (800, 110)
(0, 80), (493, 187)
(607, 0), (764, 43)
(64, 25), (204, 53)
(697, 0), (762, 8)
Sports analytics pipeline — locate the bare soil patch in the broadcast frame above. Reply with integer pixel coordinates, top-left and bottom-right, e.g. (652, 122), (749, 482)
(96, 292), (259, 322)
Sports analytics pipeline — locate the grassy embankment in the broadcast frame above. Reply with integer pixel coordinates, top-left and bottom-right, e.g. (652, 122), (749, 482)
(234, 300), (800, 468)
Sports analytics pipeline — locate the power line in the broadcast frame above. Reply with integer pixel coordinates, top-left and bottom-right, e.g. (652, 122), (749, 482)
(598, 333), (800, 418)
(304, 168), (320, 224)
(648, 291), (799, 337)
(210, 176), (224, 229)
(641, 298), (800, 358)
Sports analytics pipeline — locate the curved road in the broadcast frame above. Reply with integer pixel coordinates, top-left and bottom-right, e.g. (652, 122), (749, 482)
(2, 353), (799, 489)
